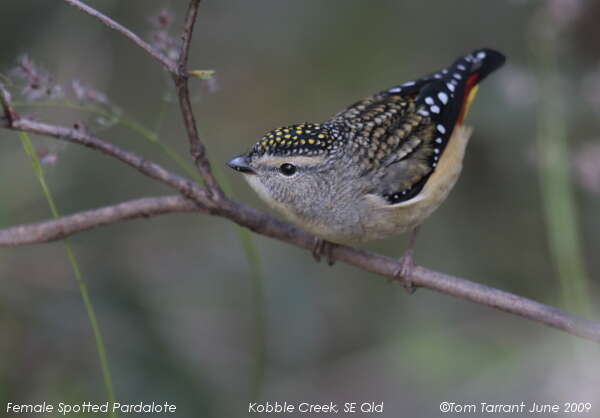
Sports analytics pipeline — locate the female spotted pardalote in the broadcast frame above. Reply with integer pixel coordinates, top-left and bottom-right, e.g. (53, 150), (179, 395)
(228, 48), (506, 290)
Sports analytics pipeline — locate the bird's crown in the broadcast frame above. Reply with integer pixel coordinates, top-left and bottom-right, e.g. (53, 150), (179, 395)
(249, 123), (342, 158)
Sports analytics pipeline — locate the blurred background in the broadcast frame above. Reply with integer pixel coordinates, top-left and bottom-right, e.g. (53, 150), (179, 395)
(1, 0), (599, 416)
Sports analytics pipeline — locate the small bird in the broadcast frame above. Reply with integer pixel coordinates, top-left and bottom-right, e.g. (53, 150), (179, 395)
(228, 48), (505, 290)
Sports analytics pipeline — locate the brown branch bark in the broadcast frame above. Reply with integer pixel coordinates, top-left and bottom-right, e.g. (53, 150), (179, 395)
(173, 0), (224, 198)
(0, 84), (17, 125)
(62, 0), (223, 199)
(0, 196), (198, 246)
(1, 1), (598, 344)
(0, 111), (213, 211)
(0, 192), (599, 343)
(177, 0), (200, 74)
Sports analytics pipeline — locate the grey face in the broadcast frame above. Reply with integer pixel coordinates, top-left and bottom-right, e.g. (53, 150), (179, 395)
(227, 122), (345, 214)
(227, 147), (370, 244)
(227, 151), (333, 215)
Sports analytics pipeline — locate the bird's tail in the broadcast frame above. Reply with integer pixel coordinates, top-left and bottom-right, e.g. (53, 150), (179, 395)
(412, 48), (506, 126)
(449, 48), (506, 123)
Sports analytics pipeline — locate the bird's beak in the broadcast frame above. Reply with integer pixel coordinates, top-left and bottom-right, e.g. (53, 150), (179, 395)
(227, 155), (256, 174)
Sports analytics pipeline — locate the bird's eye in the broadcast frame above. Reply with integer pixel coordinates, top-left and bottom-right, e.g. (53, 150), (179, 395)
(279, 163), (297, 176)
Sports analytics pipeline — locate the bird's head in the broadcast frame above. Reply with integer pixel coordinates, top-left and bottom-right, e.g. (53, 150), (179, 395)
(227, 123), (345, 215)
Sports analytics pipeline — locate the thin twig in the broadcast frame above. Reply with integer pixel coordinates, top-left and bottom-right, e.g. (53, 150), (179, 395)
(0, 196), (198, 246)
(63, 0), (178, 74)
(178, 0), (201, 76)
(173, 0), (223, 198)
(0, 82), (18, 125)
(0, 115), (212, 210)
(61, 0), (223, 198)
(1, 82), (211, 209)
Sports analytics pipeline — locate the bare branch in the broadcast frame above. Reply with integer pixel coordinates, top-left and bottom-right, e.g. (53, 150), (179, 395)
(174, 82), (222, 195)
(177, 0), (201, 75)
(0, 196), (199, 246)
(173, 0), (224, 199)
(61, 0), (223, 201)
(63, 0), (178, 74)
(0, 114), (213, 211)
(0, 82), (214, 210)
(216, 198), (600, 343)
(1, 190), (599, 343)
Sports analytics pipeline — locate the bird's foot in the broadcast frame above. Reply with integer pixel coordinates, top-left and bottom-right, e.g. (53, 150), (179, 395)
(391, 250), (417, 294)
(312, 237), (336, 266)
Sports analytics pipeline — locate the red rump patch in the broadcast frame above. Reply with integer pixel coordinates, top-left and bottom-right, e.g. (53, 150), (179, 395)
(457, 74), (480, 124)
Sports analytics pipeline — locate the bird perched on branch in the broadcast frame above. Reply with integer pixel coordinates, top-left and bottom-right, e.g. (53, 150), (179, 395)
(228, 48), (506, 291)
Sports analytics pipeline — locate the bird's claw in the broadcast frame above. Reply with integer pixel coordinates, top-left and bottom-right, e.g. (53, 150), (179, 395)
(312, 238), (336, 266)
(391, 250), (417, 294)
